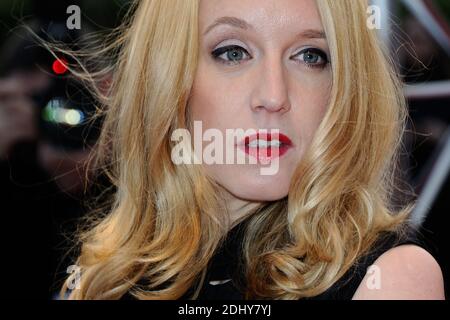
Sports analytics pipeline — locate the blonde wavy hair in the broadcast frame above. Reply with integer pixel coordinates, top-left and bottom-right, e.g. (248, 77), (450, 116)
(60, 0), (415, 300)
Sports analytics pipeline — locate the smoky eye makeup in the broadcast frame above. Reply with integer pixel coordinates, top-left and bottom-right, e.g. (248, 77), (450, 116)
(205, 29), (330, 69)
(291, 47), (330, 69)
(210, 44), (330, 69)
(211, 44), (252, 65)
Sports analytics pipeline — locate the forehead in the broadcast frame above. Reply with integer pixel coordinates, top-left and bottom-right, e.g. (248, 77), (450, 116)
(199, 0), (324, 35)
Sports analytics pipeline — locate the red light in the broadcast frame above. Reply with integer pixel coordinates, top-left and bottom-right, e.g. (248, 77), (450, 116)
(52, 58), (68, 75)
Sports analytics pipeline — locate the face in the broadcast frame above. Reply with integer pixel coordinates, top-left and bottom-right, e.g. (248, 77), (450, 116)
(188, 0), (332, 211)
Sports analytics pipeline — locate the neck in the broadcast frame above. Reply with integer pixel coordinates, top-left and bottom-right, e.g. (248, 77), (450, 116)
(220, 190), (261, 229)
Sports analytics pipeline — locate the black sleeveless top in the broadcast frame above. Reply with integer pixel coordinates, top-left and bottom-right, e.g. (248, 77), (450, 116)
(122, 218), (428, 300)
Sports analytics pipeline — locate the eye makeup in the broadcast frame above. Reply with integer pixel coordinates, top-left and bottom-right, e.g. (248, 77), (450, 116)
(210, 43), (330, 69)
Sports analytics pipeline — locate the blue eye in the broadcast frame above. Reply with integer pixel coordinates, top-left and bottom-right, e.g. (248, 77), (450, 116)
(211, 45), (251, 65)
(293, 48), (329, 68)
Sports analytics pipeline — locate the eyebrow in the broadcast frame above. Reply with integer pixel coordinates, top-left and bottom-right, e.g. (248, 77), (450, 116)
(298, 29), (326, 40)
(204, 16), (326, 40)
(204, 16), (254, 35)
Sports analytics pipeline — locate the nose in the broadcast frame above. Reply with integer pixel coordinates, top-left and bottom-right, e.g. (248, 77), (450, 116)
(250, 56), (291, 114)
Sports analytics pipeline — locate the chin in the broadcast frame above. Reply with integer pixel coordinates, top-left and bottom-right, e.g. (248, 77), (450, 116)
(231, 188), (288, 202)
(206, 164), (293, 202)
(226, 176), (291, 202)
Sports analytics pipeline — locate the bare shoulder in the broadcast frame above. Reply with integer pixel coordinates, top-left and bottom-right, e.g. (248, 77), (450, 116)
(352, 244), (445, 300)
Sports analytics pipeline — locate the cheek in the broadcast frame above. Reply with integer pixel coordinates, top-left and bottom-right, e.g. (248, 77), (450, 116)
(189, 80), (225, 131)
(291, 78), (331, 143)
(189, 59), (253, 131)
(189, 62), (229, 129)
(300, 94), (329, 141)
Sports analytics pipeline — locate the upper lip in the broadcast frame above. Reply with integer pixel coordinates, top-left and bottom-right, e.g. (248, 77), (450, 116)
(236, 131), (293, 147)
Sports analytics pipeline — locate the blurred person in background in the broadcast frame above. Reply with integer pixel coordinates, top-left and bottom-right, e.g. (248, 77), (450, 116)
(0, 14), (107, 298)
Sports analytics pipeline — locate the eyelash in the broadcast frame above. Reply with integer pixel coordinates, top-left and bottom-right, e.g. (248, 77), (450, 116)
(211, 45), (329, 69)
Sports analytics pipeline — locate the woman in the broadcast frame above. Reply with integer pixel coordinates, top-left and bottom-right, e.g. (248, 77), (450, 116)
(60, 0), (445, 300)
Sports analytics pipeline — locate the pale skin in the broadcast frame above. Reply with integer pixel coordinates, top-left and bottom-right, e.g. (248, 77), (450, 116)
(190, 0), (331, 222)
(189, 0), (445, 299)
(353, 245), (445, 300)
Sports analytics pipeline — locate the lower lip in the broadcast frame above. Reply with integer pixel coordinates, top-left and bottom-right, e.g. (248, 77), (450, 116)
(238, 144), (292, 163)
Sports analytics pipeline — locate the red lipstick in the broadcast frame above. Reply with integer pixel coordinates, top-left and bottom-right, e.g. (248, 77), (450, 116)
(237, 131), (293, 163)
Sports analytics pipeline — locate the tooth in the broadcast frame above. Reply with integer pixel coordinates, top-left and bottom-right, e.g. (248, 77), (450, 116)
(270, 140), (281, 147)
(259, 140), (268, 147)
(247, 139), (284, 148)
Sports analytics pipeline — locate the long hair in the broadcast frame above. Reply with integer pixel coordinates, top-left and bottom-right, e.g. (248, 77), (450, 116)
(60, 0), (415, 300)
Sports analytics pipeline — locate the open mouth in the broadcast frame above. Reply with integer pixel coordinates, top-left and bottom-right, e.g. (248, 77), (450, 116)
(237, 132), (293, 163)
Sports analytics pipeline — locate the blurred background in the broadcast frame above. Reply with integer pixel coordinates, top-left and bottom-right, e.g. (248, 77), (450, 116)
(0, 0), (449, 299)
